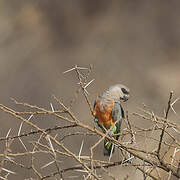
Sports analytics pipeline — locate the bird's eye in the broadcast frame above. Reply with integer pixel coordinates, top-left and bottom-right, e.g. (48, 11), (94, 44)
(121, 88), (129, 94)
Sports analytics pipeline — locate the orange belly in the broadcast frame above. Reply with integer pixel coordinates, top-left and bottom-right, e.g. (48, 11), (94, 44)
(93, 101), (114, 128)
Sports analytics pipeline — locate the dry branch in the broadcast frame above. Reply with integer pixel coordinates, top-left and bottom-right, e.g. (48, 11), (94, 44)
(0, 65), (180, 180)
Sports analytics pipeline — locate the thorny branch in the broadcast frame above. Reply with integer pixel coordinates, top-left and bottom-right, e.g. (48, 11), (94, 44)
(0, 65), (180, 180)
(157, 91), (173, 158)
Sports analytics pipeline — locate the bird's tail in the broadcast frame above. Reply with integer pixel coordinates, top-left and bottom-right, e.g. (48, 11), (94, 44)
(103, 125), (120, 156)
(104, 139), (115, 156)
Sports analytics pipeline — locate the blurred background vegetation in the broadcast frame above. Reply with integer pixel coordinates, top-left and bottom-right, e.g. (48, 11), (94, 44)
(0, 1), (180, 179)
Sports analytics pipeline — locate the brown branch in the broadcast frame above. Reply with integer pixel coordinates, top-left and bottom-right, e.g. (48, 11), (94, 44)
(0, 104), (100, 179)
(41, 160), (127, 179)
(1, 66), (180, 180)
(0, 124), (78, 142)
(136, 166), (158, 180)
(1, 103), (180, 178)
(157, 91), (173, 158)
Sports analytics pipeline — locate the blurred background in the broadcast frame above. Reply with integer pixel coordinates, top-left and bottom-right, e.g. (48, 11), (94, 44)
(0, 1), (180, 179)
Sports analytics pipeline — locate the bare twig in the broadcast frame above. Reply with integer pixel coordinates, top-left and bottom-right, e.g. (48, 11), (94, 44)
(157, 91), (173, 158)
(0, 66), (180, 180)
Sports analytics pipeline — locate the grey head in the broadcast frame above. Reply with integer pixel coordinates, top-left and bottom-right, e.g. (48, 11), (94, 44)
(100, 84), (130, 103)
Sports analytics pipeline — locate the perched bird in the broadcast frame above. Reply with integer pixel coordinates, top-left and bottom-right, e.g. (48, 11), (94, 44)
(93, 84), (130, 156)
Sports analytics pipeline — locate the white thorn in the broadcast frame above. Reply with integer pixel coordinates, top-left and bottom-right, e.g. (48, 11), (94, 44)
(28, 114), (33, 121)
(76, 67), (88, 70)
(6, 128), (11, 138)
(78, 139), (84, 159)
(63, 65), (88, 74)
(170, 104), (177, 115)
(83, 79), (95, 89)
(4, 173), (10, 179)
(18, 138), (27, 151)
(18, 122), (23, 136)
(122, 156), (134, 164)
(46, 135), (56, 157)
(5, 156), (14, 161)
(151, 111), (157, 121)
(62, 67), (75, 74)
(171, 97), (180, 106)
(170, 97), (179, 116)
(163, 108), (166, 117)
(78, 156), (89, 159)
(75, 169), (88, 173)
(6, 128), (12, 147)
(172, 127), (180, 134)
(174, 148), (180, 154)
(151, 111), (155, 117)
(0, 176), (6, 180)
(41, 160), (55, 169)
(54, 134), (58, 139)
(1, 167), (16, 174)
(84, 88), (89, 95)
(50, 103), (55, 112)
(109, 143), (114, 162)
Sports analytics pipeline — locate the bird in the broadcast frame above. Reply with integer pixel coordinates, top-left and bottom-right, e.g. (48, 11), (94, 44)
(93, 84), (130, 156)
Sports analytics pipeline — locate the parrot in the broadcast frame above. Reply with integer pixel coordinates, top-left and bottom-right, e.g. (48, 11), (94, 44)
(93, 84), (130, 156)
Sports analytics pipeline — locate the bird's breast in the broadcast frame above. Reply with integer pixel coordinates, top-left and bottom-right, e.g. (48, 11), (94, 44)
(93, 100), (114, 128)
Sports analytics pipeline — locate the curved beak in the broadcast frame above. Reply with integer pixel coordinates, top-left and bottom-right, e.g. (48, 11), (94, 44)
(122, 94), (129, 102)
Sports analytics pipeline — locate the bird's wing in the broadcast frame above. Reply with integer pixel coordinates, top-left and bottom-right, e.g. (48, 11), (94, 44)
(112, 102), (124, 135)
(93, 101), (98, 122)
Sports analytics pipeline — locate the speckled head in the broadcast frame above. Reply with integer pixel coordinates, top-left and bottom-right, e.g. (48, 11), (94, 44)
(105, 84), (130, 102)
